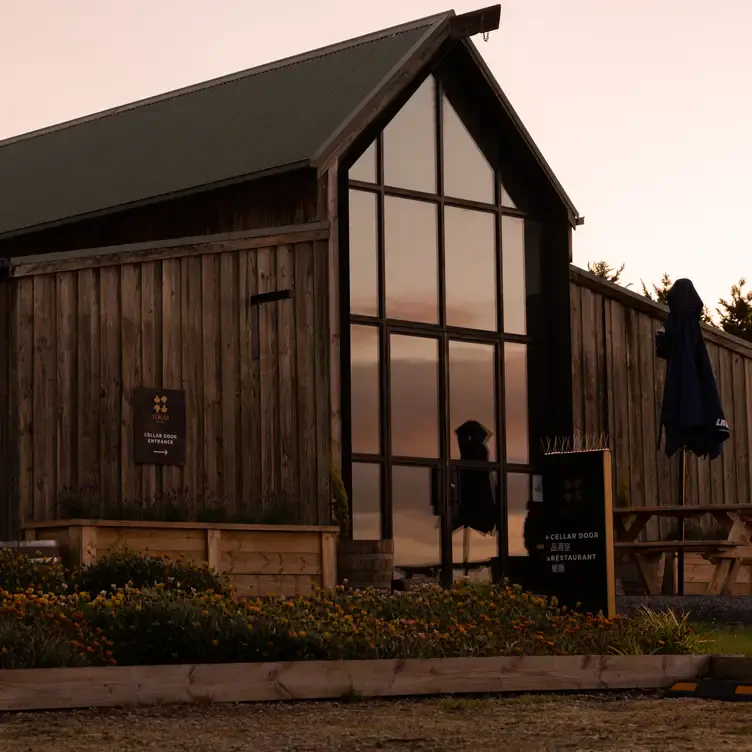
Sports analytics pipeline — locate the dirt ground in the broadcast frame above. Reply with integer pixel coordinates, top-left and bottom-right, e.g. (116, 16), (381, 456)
(1, 693), (751, 752)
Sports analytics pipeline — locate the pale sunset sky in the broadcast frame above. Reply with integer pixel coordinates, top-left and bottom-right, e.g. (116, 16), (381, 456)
(2, 0), (749, 313)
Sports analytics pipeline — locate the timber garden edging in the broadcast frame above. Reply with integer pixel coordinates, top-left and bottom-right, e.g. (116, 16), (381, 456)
(0, 655), (711, 712)
(22, 519), (338, 598)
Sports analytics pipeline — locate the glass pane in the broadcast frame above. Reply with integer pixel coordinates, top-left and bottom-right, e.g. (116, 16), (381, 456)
(502, 215), (526, 334)
(501, 184), (516, 209)
(449, 341), (497, 461)
(384, 196), (438, 323)
(349, 141), (377, 183)
(350, 325), (380, 454)
(452, 468), (498, 582)
(393, 465), (441, 579)
(504, 343), (529, 464)
(383, 77), (437, 193)
(390, 334), (439, 458)
(352, 463), (381, 540)
(507, 472), (530, 556)
(442, 96), (494, 204)
(348, 189), (379, 316)
(444, 207), (497, 331)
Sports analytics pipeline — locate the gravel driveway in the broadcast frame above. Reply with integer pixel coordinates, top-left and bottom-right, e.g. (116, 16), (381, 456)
(2, 694), (752, 752)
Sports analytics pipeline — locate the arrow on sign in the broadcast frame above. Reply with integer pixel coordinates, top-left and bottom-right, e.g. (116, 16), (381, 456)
(153, 450), (168, 455)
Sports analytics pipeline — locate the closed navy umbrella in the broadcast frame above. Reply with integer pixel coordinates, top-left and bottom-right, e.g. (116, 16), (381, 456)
(655, 278), (730, 593)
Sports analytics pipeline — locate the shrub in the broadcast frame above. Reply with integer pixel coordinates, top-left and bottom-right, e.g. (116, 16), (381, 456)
(70, 548), (231, 596)
(57, 485), (300, 525)
(0, 547), (66, 594)
(81, 580), (701, 667)
(612, 606), (708, 655)
(0, 559), (703, 669)
(58, 484), (102, 518)
(0, 589), (115, 669)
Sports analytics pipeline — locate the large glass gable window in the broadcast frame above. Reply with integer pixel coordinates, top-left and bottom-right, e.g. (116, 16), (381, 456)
(346, 74), (532, 579)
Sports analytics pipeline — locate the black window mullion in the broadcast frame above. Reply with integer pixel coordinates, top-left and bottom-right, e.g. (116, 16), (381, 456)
(435, 80), (447, 331)
(496, 339), (508, 559)
(382, 324), (393, 539)
(439, 333), (452, 584)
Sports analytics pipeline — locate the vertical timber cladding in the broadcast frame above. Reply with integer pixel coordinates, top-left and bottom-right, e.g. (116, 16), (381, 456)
(570, 268), (752, 538)
(4, 224), (332, 530)
(0, 276), (11, 538)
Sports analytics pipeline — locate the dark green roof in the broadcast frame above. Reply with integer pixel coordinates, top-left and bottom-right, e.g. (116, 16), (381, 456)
(0, 12), (449, 239)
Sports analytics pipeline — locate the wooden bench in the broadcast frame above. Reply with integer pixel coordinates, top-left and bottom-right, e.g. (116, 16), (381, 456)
(614, 505), (752, 595)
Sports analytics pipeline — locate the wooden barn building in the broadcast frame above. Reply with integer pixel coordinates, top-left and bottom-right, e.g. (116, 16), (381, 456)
(1, 5), (750, 586)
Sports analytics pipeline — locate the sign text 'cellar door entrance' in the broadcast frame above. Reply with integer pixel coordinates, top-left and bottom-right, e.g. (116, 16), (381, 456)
(133, 388), (187, 466)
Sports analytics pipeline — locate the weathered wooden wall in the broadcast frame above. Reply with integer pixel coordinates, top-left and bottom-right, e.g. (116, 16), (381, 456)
(0, 278), (10, 538)
(0, 169), (319, 257)
(0, 224), (332, 538)
(570, 266), (752, 524)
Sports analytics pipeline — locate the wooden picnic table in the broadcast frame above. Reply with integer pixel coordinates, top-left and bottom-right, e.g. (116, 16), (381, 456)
(613, 504), (752, 595)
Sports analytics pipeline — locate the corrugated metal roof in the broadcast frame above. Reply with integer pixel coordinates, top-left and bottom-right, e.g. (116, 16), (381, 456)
(0, 12), (449, 238)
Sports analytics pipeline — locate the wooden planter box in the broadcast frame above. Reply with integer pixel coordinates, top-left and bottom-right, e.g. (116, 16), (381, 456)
(0, 655), (710, 712)
(22, 520), (338, 597)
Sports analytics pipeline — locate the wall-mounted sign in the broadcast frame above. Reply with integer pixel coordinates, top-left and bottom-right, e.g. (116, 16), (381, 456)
(133, 388), (186, 466)
(533, 450), (615, 618)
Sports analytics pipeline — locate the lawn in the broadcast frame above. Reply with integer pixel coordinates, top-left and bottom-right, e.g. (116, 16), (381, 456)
(695, 623), (752, 655)
(2, 695), (751, 751)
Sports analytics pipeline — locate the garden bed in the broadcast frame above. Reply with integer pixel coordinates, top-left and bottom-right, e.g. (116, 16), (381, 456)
(22, 520), (338, 597)
(0, 655), (710, 712)
(0, 549), (722, 712)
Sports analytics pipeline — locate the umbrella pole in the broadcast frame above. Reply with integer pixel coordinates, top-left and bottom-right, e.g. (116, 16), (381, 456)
(676, 448), (687, 595)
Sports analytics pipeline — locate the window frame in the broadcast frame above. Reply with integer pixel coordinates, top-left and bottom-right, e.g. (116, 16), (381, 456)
(341, 72), (535, 568)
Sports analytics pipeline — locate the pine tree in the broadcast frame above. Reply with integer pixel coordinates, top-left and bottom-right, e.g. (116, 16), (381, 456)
(587, 260), (631, 287)
(640, 272), (673, 305)
(642, 273), (715, 326)
(717, 279), (752, 342)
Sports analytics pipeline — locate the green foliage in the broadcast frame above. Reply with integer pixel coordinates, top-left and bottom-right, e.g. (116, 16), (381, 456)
(694, 623), (752, 655)
(0, 590), (114, 669)
(0, 547), (66, 595)
(1, 548), (706, 669)
(611, 606), (708, 656)
(717, 279), (752, 343)
(641, 272), (673, 305)
(1, 565), (703, 669)
(58, 485), (300, 526)
(587, 260), (631, 287)
(330, 462), (350, 538)
(70, 547), (231, 596)
(57, 484), (102, 519)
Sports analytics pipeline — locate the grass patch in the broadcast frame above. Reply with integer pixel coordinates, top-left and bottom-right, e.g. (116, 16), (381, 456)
(440, 697), (488, 712)
(692, 623), (752, 655)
